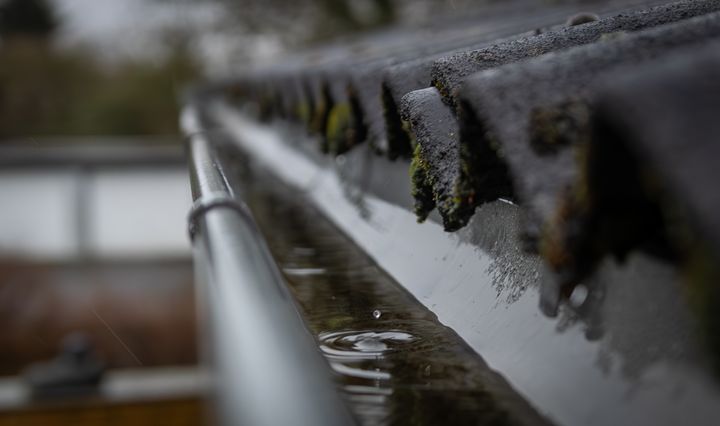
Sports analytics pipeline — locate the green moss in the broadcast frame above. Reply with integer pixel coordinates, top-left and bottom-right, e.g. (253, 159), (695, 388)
(528, 100), (590, 156)
(409, 139), (472, 231)
(438, 183), (475, 232)
(311, 99), (329, 152)
(448, 139), (481, 230)
(402, 119), (417, 151)
(409, 143), (435, 222)
(325, 96), (367, 155)
(432, 77), (450, 102)
(310, 86), (333, 153)
(296, 102), (311, 126)
(449, 110), (513, 231)
(326, 102), (352, 155)
(310, 99), (326, 133)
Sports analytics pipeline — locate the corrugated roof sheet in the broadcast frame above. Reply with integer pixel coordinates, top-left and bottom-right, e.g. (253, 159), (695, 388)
(209, 0), (720, 347)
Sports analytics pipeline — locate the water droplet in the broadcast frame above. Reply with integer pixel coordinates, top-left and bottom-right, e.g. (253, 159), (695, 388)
(283, 267), (326, 276)
(372, 310), (382, 319)
(569, 284), (589, 308)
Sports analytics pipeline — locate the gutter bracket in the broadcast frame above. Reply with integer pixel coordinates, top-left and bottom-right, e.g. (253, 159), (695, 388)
(187, 192), (252, 240)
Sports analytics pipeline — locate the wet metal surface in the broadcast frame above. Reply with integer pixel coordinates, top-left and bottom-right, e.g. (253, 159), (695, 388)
(211, 107), (720, 426)
(240, 167), (550, 426)
(185, 126), (354, 426)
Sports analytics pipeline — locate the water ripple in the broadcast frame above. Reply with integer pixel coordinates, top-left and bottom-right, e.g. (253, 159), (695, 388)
(319, 330), (417, 361)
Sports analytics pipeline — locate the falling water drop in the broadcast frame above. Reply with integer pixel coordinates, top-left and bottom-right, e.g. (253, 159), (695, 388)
(372, 309), (382, 320)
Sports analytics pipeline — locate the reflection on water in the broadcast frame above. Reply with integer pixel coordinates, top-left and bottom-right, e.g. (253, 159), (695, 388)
(244, 171), (551, 426)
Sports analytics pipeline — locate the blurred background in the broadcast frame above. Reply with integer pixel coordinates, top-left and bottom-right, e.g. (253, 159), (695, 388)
(0, 0), (480, 424)
(0, 0), (478, 140)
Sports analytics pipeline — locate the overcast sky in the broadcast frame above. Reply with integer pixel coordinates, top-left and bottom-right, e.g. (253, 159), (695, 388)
(45, 0), (473, 75)
(52, 0), (223, 59)
(50, 0), (285, 74)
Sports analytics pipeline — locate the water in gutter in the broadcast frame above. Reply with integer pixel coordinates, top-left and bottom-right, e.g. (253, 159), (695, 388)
(240, 165), (551, 425)
(205, 103), (720, 426)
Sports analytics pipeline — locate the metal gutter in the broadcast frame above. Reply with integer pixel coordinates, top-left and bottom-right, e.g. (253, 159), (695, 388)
(181, 106), (356, 426)
(208, 102), (720, 426)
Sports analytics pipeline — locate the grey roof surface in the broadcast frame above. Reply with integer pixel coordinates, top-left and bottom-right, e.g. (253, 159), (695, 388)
(458, 11), (720, 240)
(213, 0), (720, 339)
(431, 0), (720, 101)
(590, 41), (720, 261)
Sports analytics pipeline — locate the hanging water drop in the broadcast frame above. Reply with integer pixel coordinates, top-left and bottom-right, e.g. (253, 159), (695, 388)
(372, 309), (382, 319)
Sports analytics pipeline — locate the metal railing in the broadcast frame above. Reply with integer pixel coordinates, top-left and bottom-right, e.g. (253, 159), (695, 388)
(0, 142), (188, 261)
(0, 141), (184, 169)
